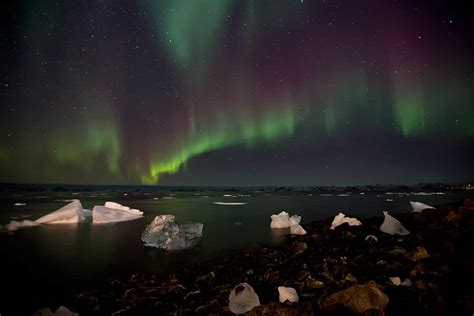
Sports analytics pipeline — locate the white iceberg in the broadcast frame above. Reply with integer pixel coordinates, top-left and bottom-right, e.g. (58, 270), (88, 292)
(290, 224), (307, 235)
(410, 201), (435, 213)
(278, 286), (299, 303)
(2, 220), (38, 232)
(270, 211), (307, 235)
(92, 202), (143, 224)
(389, 277), (412, 287)
(229, 283), (260, 315)
(380, 211), (409, 235)
(14, 203), (26, 206)
(270, 211), (291, 228)
(213, 202), (247, 206)
(104, 201), (142, 214)
(330, 213), (362, 230)
(141, 215), (203, 250)
(35, 200), (85, 224)
(289, 215), (301, 226)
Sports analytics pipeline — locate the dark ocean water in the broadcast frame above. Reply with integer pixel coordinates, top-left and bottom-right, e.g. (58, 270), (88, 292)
(0, 185), (472, 313)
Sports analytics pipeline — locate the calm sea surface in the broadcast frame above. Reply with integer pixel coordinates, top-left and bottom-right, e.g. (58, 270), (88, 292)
(1, 186), (472, 313)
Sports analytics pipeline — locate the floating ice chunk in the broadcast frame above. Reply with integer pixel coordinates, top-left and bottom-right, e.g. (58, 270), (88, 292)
(386, 199), (394, 202)
(289, 215), (301, 226)
(2, 220), (38, 232)
(360, 192), (365, 195)
(320, 194), (333, 196)
(380, 211), (409, 235)
(389, 277), (412, 287)
(330, 213), (362, 230)
(214, 202), (247, 206)
(365, 235), (378, 242)
(141, 215), (203, 250)
(35, 200), (85, 224)
(229, 283), (260, 314)
(270, 211), (291, 228)
(338, 193), (350, 197)
(410, 201), (435, 213)
(161, 196), (174, 200)
(290, 224), (307, 235)
(92, 204), (143, 224)
(14, 203), (26, 206)
(278, 286), (299, 303)
(104, 201), (143, 215)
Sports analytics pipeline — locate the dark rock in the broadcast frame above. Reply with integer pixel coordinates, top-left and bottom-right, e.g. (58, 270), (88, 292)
(406, 247), (430, 261)
(320, 281), (389, 315)
(31, 308), (54, 316)
(195, 272), (216, 290)
(247, 302), (313, 316)
(291, 242), (308, 255)
(444, 211), (461, 222)
(195, 299), (221, 314)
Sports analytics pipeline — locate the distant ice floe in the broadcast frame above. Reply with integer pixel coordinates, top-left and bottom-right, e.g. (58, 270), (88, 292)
(278, 286), (299, 303)
(141, 215), (203, 250)
(320, 194), (333, 197)
(223, 194), (237, 198)
(161, 196), (175, 200)
(380, 211), (409, 235)
(338, 193), (350, 197)
(36, 200), (85, 224)
(410, 201), (435, 213)
(386, 199), (394, 202)
(214, 202), (247, 206)
(14, 203), (26, 206)
(229, 283), (260, 315)
(386, 191), (446, 196)
(330, 213), (362, 230)
(270, 211), (307, 235)
(92, 202), (143, 224)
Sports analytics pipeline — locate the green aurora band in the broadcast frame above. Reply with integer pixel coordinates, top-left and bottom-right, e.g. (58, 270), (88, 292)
(142, 105), (296, 184)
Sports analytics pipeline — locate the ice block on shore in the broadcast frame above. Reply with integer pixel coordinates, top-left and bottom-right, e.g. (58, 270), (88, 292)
(380, 211), (409, 235)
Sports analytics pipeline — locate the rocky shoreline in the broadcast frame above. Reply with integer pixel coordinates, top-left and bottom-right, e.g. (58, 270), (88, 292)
(66, 199), (474, 315)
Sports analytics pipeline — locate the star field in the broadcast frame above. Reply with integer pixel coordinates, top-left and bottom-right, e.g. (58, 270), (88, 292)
(0, 0), (473, 185)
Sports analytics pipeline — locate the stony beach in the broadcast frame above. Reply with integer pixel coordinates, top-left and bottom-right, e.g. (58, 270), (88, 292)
(46, 199), (474, 315)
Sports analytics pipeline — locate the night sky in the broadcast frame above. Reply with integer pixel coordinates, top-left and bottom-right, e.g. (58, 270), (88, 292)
(1, 0), (473, 186)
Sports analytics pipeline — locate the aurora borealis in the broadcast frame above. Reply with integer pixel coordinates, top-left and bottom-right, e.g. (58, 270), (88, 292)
(0, 0), (473, 185)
